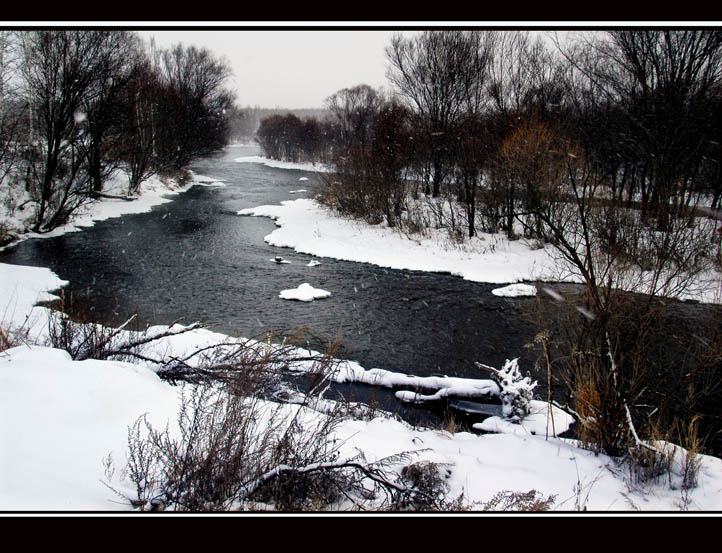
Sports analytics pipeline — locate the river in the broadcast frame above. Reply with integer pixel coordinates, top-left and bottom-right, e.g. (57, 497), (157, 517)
(6, 144), (718, 441)
(0, 145), (556, 426)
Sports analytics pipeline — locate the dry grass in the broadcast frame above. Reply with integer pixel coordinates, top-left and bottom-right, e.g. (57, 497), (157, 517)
(0, 326), (12, 352)
(480, 489), (557, 512)
(0, 313), (34, 353)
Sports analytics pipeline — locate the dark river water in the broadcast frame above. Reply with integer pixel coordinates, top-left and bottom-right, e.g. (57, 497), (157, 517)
(1, 146), (544, 375)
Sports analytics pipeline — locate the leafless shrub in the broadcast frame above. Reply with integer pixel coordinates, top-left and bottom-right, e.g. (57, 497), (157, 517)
(480, 489), (557, 511)
(678, 415), (705, 492)
(106, 383), (348, 511)
(624, 442), (676, 488)
(676, 416), (705, 510)
(158, 168), (192, 189)
(0, 325), (15, 352)
(105, 374), (455, 511)
(395, 461), (452, 510)
(47, 309), (144, 362)
(0, 307), (39, 352)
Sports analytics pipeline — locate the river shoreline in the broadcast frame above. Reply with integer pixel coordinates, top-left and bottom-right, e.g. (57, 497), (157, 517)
(2, 144), (721, 453)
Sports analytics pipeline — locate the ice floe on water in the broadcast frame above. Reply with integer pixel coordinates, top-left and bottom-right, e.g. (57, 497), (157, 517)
(278, 283), (331, 302)
(491, 283), (538, 297)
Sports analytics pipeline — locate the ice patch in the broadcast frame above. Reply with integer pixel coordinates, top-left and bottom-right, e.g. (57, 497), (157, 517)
(234, 156), (330, 173)
(491, 283), (538, 297)
(279, 283), (331, 302)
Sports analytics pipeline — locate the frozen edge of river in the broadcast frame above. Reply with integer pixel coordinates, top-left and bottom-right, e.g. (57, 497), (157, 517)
(239, 197), (722, 305)
(0, 170), (225, 254)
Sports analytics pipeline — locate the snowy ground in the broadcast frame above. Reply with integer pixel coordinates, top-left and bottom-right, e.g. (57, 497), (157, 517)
(0, 169), (225, 253)
(238, 198), (722, 305)
(239, 198), (560, 285)
(2, 319), (721, 511)
(2, 157), (722, 512)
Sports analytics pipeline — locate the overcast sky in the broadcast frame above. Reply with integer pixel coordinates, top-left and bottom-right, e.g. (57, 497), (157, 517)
(139, 29), (415, 110)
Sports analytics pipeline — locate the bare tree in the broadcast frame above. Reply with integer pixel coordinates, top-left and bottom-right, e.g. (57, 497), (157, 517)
(81, 31), (139, 196)
(116, 48), (165, 195)
(154, 43), (235, 170)
(490, 119), (566, 240)
(385, 30), (492, 198)
(321, 84), (385, 221)
(326, 84), (383, 152)
(512, 128), (720, 457)
(488, 31), (565, 123)
(558, 30), (722, 230)
(21, 30), (127, 232)
(0, 31), (24, 186)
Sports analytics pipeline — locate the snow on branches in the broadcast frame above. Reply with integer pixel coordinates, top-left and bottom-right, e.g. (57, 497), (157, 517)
(476, 359), (537, 423)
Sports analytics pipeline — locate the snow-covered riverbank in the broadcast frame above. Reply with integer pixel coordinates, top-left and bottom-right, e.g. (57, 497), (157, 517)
(3, 311), (721, 511)
(0, 169), (226, 253)
(239, 198), (560, 286)
(2, 155), (722, 512)
(235, 155), (722, 305)
(238, 197), (722, 305)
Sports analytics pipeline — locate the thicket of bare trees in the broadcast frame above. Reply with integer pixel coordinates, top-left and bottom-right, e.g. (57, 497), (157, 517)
(558, 31), (722, 229)
(255, 29), (722, 460)
(0, 30), (237, 233)
(256, 112), (331, 164)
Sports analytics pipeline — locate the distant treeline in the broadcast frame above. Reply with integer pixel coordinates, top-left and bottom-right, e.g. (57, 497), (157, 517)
(230, 107), (329, 142)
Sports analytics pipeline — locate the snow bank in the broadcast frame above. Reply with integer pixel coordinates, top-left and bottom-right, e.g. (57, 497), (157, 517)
(333, 415), (722, 511)
(3, 341), (722, 511)
(234, 156), (330, 173)
(239, 199), (560, 285)
(492, 283), (538, 297)
(0, 263), (67, 321)
(239, 198), (722, 304)
(0, 345), (181, 510)
(0, 170), (225, 252)
(279, 283), (331, 302)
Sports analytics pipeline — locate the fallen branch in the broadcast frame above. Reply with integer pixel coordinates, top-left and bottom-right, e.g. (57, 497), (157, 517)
(92, 192), (138, 201)
(100, 321), (209, 359)
(605, 332), (662, 457)
(242, 458), (437, 507)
